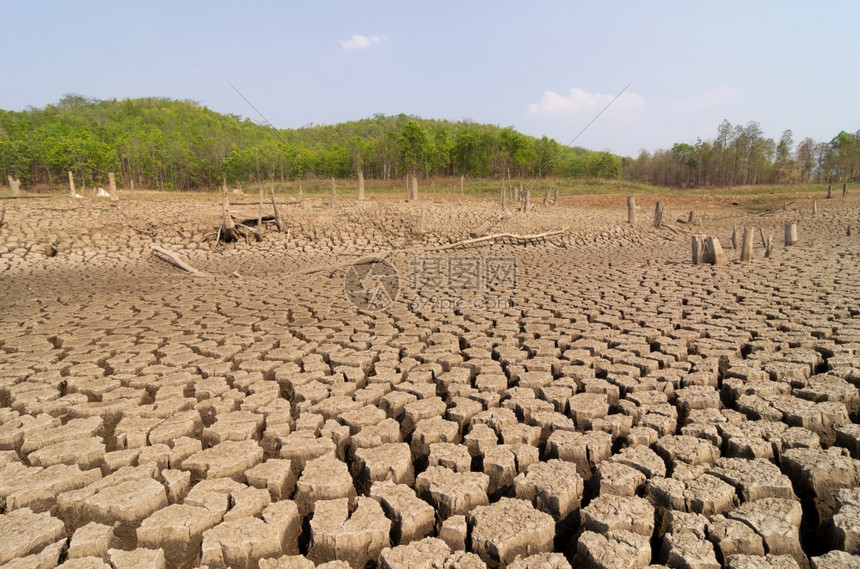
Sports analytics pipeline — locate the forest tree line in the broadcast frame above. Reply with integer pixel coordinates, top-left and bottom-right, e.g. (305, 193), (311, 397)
(1, 95), (856, 191)
(0, 95), (620, 191)
(625, 120), (860, 187)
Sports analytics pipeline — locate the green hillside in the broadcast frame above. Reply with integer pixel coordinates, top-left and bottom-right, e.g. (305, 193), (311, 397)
(0, 95), (621, 191)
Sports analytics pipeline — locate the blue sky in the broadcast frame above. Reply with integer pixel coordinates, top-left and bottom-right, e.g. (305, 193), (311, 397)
(2, 1), (857, 156)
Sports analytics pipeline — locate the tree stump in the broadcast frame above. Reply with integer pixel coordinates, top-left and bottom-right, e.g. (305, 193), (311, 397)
(843, 183), (847, 197)
(812, 200), (818, 214)
(765, 236), (774, 258)
(68, 171), (76, 198)
(108, 172), (118, 203)
(759, 226), (766, 247)
(731, 225), (738, 250)
(703, 236), (728, 265)
(691, 235), (705, 265)
(7, 175), (21, 196)
(848, 226), (852, 237)
(500, 184), (506, 208)
(627, 196), (635, 225)
(553, 188), (559, 206)
(784, 222), (798, 246)
(740, 227), (753, 262)
(827, 184), (832, 199)
(219, 186), (239, 243)
(653, 201), (664, 228)
(357, 170), (365, 201)
(522, 185), (530, 213)
(543, 188), (550, 207)
(298, 180), (304, 199)
(270, 188), (285, 232)
(460, 175), (464, 195)
(329, 177), (337, 208)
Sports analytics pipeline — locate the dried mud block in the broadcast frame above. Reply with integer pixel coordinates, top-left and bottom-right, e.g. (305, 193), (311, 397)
(706, 514), (766, 560)
(725, 555), (801, 569)
(831, 488), (860, 554)
(545, 430), (612, 480)
(279, 431), (337, 473)
(428, 442), (472, 472)
(338, 405), (387, 435)
(370, 481), (435, 546)
(27, 436), (105, 470)
(182, 439), (262, 481)
(245, 458), (296, 500)
(200, 500), (302, 569)
(708, 458), (797, 502)
(573, 530), (652, 569)
(59, 465), (167, 527)
(513, 459), (584, 520)
(581, 494), (655, 538)
(596, 461), (647, 497)
(654, 435), (720, 470)
(415, 466), (490, 519)
(401, 397), (447, 436)
(307, 497), (390, 569)
(811, 551), (860, 569)
(781, 447), (860, 520)
(411, 416), (460, 458)
(660, 533), (720, 569)
(507, 552), (571, 568)
(224, 486), (272, 521)
(465, 423), (499, 457)
(350, 418), (401, 451)
(353, 442), (414, 493)
(137, 503), (224, 567)
(726, 498), (804, 563)
(294, 456), (356, 516)
(68, 521), (115, 559)
(439, 515), (467, 551)
(483, 446), (518, 495)
(682, 474), (738, 516)
(148, 410), (202, 446)
(107, 548), (166, 569)
(468, 498), (555, 568)
(436, 551), (488, 568)
(675, 386), (721, 416)
(568, 392), (610, 429)
(835, 424), (860, 459)
(2, 538), (65, 569)
(203, 410), (265, 445)
(610, 444), (667, 479)
(795, 374), (860, 416)
(0, 508), (66, 564)
(137, 443), (171, 470)
(257, 555), (315, 569)
(1, 462), (102, 513)
(378, 536), (450, 569)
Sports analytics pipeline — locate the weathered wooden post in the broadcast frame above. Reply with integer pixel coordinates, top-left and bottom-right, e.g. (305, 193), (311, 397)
(731, 225), (738, 250)
(827, 184), (832, 199)
(688, 211), (697, 224)
(68, 170), (76, 198)
(691, 235), (705, 264)
(522, 185), (530, 213)
(812, 200), (817, 214)
(784, 221), (798, 246)
(500, 184), (506, 208)
(848, 226), (853, 237)
(740, 227), (753, 262)
(552, 188), (559, 206)
(357, 170), (365, 201)
(543, 188), (550, 207)
(843, 183), (847, 197)
(765, 236), (773, 258)
(653, 201), (664, 228)
(108, 172), (118, 204)
(411, 175), (419, 201)
(460, 175), (464, 195)
(330, 177), (337, 208)
(627, 196), (635, 225)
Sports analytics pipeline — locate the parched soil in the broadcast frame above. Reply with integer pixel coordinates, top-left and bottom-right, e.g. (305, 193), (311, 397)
(1, 189), (859, 569)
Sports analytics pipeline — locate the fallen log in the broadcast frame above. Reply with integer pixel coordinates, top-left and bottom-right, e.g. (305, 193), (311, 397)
(151, 246), (205, 275)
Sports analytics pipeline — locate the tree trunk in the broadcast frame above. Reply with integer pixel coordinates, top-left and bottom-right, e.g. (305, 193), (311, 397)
(460, 175), (464, 195)
(7, 175), (21, 196)
(552, 188), (559, 206)
(827, 184), (832, 199)
(703, 236), (728, 265)
(522, 185), (530, 213)
(691, 235), (705, 264)
(653, 201), (664, 228)
(68, 170), (76, 198)
(108, 172), (118, 203)
(357, 170), (365, 200)
(627, 196), (635, 224)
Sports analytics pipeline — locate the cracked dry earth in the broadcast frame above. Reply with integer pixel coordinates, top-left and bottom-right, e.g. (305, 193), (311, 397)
(1, 191), (859, 569)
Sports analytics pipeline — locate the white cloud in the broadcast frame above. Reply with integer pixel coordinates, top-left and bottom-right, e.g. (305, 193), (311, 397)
(673, 86), (738, 112)
(526, 87), (645, 122)
(339, 34), (388, 51)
